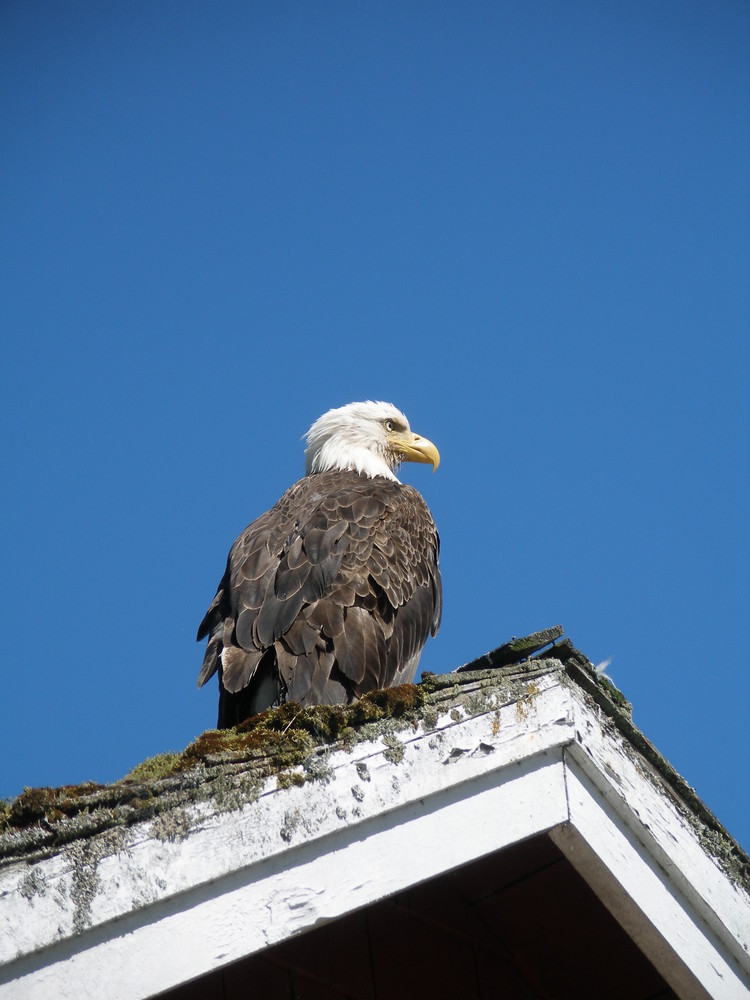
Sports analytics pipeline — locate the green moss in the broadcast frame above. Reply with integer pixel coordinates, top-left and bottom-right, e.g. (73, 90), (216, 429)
(183, 727), (256, 758)
(277, 771), (306, 790)
(5, 783), (106, 830)
(177, 685), (424, 770)
(0, 799), (12, 834)
(122, 752), (182, 783)
(596, 672), (632, 713)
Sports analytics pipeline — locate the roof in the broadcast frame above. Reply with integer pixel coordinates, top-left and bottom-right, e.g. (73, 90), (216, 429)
(1, 629), (749, 999)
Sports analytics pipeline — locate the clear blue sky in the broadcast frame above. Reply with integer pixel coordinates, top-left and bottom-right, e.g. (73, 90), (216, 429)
(2, 2), (748, 849)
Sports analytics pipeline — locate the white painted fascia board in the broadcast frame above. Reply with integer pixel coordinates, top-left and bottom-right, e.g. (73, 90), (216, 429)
(552, 761), (750, 1000)
(0, 677), (577, 998)
(0, 759), (570, 999)
(560, 692), (750, 977)
(0, 757), (567, 1000)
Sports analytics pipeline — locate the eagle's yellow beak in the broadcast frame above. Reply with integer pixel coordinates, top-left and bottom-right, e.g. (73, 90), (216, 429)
(391, 430), (440, 471)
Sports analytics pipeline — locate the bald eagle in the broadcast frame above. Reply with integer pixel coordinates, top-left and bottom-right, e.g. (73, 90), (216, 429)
(197, 401), (442, 727)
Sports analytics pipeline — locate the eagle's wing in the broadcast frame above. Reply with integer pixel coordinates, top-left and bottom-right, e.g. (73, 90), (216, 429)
(197, 470), (441, 726)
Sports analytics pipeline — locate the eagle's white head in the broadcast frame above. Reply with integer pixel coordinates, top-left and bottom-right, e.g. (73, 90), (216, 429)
(304, 401), (440, 482)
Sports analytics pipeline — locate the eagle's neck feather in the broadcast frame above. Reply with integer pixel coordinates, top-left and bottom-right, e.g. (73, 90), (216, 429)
(306, 440), (400, 481)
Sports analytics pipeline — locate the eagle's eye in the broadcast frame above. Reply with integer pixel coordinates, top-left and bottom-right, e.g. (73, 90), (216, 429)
(384, 419), (395, 432)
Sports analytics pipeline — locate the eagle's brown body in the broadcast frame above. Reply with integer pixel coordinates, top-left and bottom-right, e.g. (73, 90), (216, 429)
(197, 468), (441, 728)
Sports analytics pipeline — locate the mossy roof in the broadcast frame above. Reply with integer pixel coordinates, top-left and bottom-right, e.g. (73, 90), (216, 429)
(1, 628), (748, 892)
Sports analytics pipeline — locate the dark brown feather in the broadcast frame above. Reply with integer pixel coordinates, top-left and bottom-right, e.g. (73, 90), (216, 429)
(197, 469), (441, 728)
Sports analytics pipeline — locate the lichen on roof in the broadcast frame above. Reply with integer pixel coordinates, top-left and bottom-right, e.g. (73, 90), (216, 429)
(1, 627), (747, 892)
(0, 683), (430, 864)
